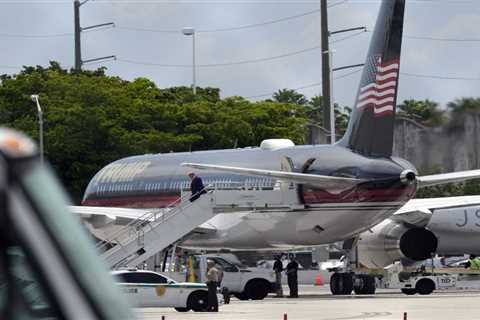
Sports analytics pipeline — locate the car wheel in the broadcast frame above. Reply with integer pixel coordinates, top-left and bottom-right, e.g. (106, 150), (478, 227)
(187, 291), (208, 312)
(415, 279), (435, 295)
(174, 307), (190, 312)
(233, 292), (249, 300)
(401, 288), (417, 295)
(245, 280), (270, 300)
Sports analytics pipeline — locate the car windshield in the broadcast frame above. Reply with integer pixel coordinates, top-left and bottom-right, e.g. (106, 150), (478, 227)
(0, 246), (56, 319)
(16, 164), (132, 319)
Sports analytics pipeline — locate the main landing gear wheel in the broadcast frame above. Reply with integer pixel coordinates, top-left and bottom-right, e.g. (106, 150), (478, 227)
(330, 273), (353, 295)
(353, 275), (376, 295)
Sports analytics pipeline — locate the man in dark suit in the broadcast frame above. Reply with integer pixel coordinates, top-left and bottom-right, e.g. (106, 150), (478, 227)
(286, 255), (299, 298)
(188, 172), (207, 202)
(273, 255), (284, 297)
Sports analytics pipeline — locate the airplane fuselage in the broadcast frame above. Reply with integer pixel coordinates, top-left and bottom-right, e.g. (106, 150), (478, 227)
(83, 143), (418, 247)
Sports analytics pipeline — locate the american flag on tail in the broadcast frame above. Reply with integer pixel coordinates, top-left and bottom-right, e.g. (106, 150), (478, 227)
(356, 55), (400, 117)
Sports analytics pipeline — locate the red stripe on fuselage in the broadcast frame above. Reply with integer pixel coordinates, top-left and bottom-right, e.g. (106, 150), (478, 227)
(82, 184), (415, 208)
(82, 194), (180, 209)
(303, 185), (415, 204)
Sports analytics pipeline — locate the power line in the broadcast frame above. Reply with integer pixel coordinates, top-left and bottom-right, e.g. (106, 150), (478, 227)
(330, 30), (367, 43)
(401, 72), (480, 81)
(117, 46), (321, 68)
(116, 32), (367, 68)
(364, 30), (480, 43)
(0, 27), (110, 39)
(198, 8), (320, 33)
(246, 69), (361, 99)
(0, 32), (72, 38)
(117, 8), (322, 34)
(117, 2), (347, 34)
(245, 69), (480, 100)
(0, 64), (19, 69)
(404, 35), (480, 42)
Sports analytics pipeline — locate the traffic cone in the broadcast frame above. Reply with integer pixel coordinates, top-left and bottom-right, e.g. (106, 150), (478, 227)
(314, 274), (323, 286)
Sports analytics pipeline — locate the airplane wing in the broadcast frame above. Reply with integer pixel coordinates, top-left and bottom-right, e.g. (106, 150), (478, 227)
(417, 169), (480, 188)
(182, 162), (363, 190)
(69, 205), (149, 227)
(69, 205), (217, 235)
(391, 195), (480, 227)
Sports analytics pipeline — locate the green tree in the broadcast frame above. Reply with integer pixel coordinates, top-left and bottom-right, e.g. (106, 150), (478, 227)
(448, 97), (480, 113)
(0, 63), (309, 201)
(272, 89), (307, 105)
(397, 99), (445, 126)
(304, 95), (350, 133)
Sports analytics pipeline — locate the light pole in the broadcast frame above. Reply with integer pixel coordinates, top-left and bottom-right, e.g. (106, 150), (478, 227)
(182, 27), (196, 95)
(30, 95), (44, 165)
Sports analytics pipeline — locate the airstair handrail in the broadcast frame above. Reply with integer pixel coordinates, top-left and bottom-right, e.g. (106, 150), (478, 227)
(96, 185), (212, 252)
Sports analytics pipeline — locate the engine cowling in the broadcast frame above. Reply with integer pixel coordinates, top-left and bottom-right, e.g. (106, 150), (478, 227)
(357, 220), (438, 268)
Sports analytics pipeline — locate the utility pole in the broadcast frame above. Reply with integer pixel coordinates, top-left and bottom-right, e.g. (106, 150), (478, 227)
(321, 0), (366, 144)
(320, 0), (332, 143)
(74, 0), (82, 71)
(74, 0), (115, 71)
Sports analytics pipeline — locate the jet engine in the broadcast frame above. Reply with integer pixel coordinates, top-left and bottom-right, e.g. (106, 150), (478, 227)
(357, 220), (438, 268)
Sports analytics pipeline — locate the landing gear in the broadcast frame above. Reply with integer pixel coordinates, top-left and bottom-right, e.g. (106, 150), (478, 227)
(329, 239), (377, 296)
(330, 273), (354, 295)
(353, 274), (376, 295)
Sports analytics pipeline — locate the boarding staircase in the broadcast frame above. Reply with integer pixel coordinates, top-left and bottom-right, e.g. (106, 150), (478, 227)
(97, 189), (216, 269)
(97, 183), (302, 269)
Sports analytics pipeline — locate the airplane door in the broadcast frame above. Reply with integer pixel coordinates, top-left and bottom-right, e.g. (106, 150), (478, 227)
(297, 158), (316, 205)
(280, 157), (300, 205)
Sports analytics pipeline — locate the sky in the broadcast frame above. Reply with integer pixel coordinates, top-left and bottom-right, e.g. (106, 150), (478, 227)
(0, 0), (479, 110)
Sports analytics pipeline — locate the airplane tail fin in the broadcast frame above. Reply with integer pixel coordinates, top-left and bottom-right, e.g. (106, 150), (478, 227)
(339, 0), (406, 157)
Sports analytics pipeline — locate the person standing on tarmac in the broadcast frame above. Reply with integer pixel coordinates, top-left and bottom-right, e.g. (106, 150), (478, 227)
(188, 172), (207, 202)
(286, 255), (299, 298)
(216, 264), (230, 304)
(206, 260), (219, 312)
(273, 255), (284, 297)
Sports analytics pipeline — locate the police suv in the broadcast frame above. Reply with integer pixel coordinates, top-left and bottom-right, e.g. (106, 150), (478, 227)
(112, 269), (218, 312)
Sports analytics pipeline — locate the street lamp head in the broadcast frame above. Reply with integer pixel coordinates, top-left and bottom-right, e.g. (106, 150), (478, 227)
(181, 27), (195, 36)
(30, 94), (39, 102)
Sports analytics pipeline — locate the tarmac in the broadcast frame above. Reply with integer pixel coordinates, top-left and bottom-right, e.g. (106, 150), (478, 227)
(136, 285), (480, 320)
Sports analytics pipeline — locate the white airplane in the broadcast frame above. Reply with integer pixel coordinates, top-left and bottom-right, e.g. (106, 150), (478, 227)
(357, 195), (480, 268)
(71, 0), (480, 294)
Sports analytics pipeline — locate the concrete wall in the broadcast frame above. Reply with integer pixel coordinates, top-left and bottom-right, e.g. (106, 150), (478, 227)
(308, 112), (480, 173)
(393, 113), (480, 173)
